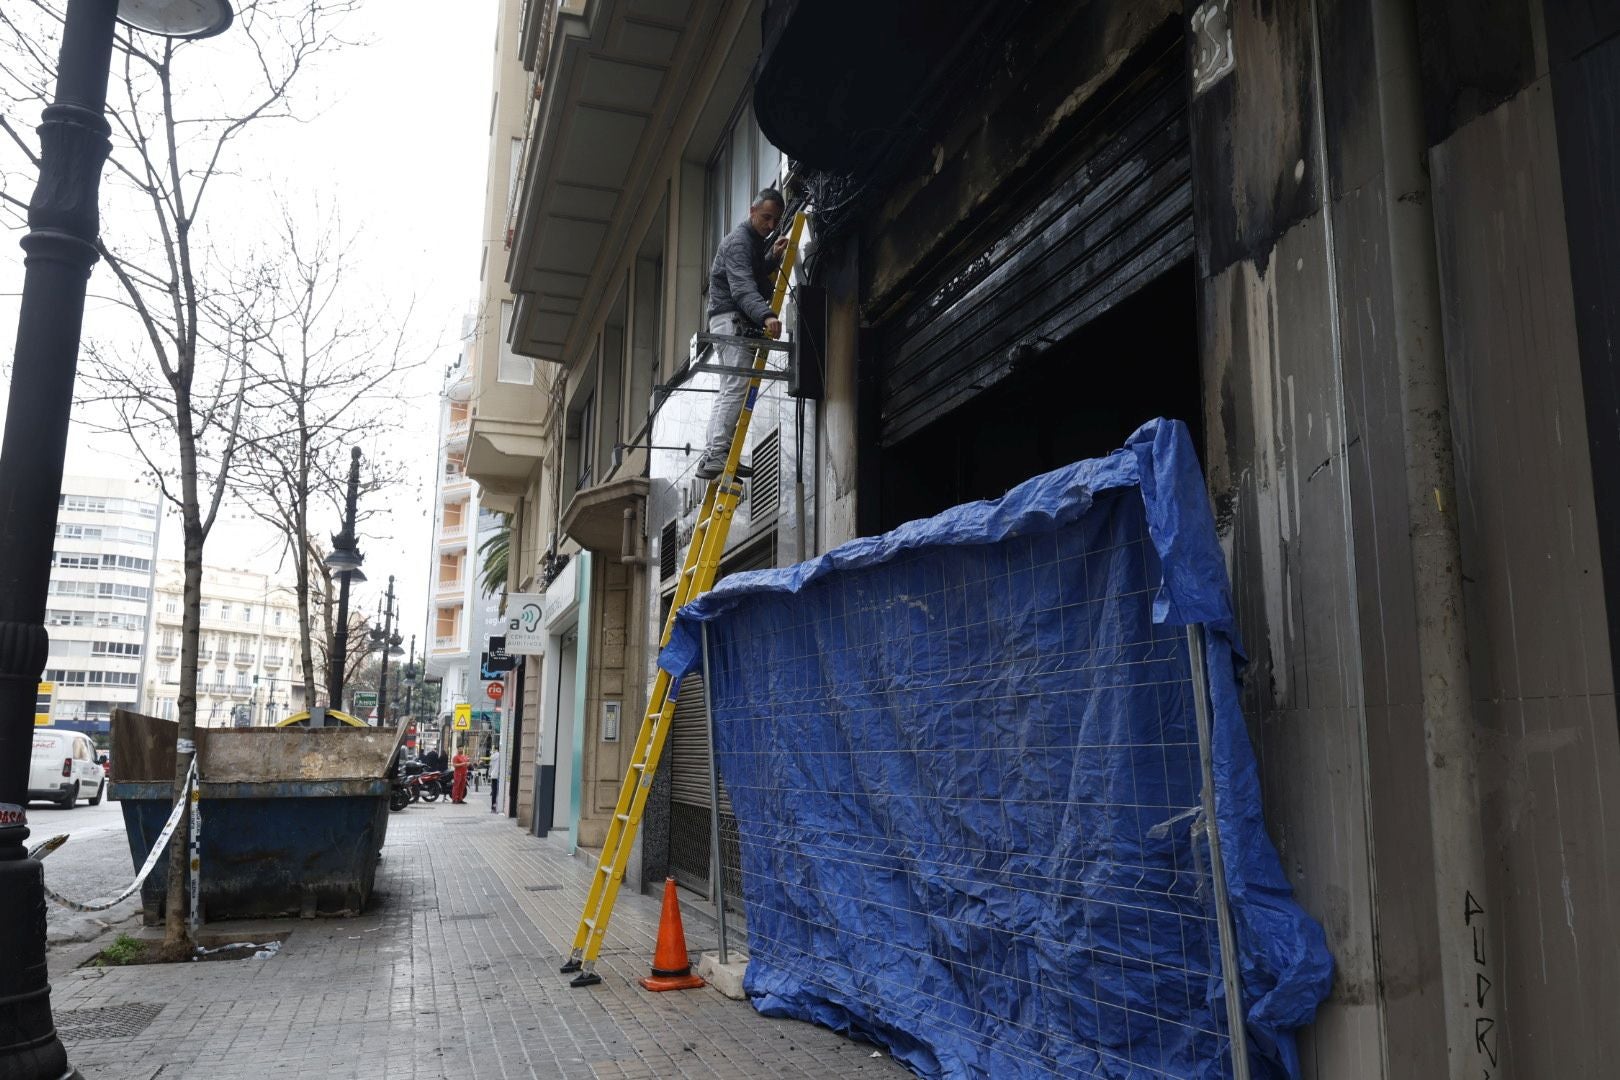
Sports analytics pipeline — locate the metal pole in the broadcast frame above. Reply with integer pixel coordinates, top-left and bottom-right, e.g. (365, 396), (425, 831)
(327, 448), (362, 707)
(1185, 624), (1251, 1080)
(701, 624), (728, 964)
(376, 576), (394, 726)
(0, 3), (117, 1075)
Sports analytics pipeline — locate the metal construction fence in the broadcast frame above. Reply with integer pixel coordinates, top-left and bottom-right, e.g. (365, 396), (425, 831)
(661, 420), (1332, 1080)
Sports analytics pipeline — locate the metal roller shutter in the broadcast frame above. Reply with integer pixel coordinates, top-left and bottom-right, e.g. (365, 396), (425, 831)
(877, 45), (1193, 447)
(667, 542), (771, 899)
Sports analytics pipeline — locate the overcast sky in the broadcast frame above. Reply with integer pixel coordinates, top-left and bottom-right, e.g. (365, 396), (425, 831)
(0, 0), (499, 647)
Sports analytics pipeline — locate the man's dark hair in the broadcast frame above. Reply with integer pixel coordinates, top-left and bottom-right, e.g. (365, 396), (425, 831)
(753, 187), (785, 210)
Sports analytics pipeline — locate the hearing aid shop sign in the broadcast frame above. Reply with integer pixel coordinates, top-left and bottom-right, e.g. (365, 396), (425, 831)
(504, 591), (547, 655)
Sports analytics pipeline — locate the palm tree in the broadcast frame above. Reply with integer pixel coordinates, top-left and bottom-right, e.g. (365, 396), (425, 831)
(478, 514), (511, 600)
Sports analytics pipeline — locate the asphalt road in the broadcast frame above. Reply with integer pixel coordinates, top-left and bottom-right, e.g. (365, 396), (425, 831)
(31, 795), (146, 944)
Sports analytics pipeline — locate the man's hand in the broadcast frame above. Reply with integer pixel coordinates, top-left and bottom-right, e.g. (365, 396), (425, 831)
(771, 235), (789, 259)
(765, 316), (783, 338)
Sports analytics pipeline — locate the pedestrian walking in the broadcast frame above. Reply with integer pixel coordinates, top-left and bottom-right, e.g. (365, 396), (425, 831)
(451, 748), (470, 804)
(695, 187), (789, 481)
(488, 747), (502, 812)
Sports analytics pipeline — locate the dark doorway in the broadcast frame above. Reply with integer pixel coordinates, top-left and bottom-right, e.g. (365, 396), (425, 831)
(877, 260), (1200, 531)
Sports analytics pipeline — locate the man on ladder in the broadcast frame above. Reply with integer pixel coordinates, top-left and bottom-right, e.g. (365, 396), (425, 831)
(560, 200), (806, 988)
(696, 186), (789, 481)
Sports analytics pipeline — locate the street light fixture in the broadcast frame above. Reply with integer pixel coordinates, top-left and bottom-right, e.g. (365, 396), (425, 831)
(0, 4), (234, 1076)
(116, 0), (234, 38)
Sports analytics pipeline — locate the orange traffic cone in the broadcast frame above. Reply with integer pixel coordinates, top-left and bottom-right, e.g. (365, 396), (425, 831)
(639, 877), (706, 992)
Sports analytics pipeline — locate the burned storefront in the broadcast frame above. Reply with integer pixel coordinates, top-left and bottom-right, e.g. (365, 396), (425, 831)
(754, 0), (1620, 1077)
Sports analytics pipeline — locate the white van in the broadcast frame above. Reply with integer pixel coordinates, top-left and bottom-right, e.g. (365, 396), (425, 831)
(29, 728), (106, 808)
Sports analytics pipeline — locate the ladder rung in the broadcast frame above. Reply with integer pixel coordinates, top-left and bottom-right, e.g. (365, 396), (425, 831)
(597, 863), (611, 874)
(631, 762), (645, 771)
(615, 813), (629, 822)
(584, 919), (596, 929)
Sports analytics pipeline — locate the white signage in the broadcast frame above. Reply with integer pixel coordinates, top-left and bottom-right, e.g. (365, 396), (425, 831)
(504, 592), (546, 654)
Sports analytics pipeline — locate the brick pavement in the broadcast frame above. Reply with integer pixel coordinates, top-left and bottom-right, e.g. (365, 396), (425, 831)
(49, 799), (912, 1080)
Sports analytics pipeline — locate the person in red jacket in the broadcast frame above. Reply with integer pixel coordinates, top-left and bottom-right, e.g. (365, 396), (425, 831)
(451, 749), (470, 804)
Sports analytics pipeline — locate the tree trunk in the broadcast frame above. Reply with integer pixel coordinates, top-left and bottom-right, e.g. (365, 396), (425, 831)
(298, 540), (317, 708)
(164, 525), (204, 950)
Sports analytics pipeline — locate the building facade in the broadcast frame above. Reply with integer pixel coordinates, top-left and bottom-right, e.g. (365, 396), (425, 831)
(43, 476), (162, 735)
(426, 343), (509, 746)
(146, 562), (308, 726)
(471, 1), (1620, 1075)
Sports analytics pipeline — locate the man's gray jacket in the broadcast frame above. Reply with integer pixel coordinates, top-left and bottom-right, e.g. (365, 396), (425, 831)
(707, 222), (781, 327)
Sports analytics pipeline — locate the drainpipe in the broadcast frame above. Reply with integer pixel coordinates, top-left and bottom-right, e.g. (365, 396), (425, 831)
(1366, 1), (1497, 1074)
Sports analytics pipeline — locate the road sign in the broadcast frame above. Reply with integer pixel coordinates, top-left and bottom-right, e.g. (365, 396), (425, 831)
(353, 691), (378, 711)
(486, 681), (505, 701)
(35, 681), (52, 725)
(452, 703), (472, 731)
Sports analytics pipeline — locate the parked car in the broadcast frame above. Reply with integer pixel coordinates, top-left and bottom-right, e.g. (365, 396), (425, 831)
(29, 728), (105, 808)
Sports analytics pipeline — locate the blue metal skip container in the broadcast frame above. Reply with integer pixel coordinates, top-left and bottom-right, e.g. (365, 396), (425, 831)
(110, 710), (403, 922)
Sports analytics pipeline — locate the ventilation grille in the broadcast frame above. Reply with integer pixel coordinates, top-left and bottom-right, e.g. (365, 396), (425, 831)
(748, 428), (781, 520)
(660, 519), (679, 581)
(56, 1003), (165, 1042)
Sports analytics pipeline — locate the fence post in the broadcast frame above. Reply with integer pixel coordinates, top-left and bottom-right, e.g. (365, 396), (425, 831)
(701, 623), (729, 964)
(1186, 623), (1252, 1080)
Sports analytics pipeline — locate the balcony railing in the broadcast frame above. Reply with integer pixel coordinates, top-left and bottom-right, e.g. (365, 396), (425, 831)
(196, 649), (214, 661)
(263, 654), (283, 668)
(233, 651), (254, 665)
(433, 634), (459, 651)
(156, 645), (178, 660)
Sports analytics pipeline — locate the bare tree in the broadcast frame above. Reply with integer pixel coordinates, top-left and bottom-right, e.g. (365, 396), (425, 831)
(0, 0), (359, 954)
(231, 211), (415, 708)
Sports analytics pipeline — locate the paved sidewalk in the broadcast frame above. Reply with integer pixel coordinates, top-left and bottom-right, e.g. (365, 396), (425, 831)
(49, 800), (911, 1080)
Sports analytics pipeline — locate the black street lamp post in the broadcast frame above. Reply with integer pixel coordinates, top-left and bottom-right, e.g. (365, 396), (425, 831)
(370, 576), (402, 726)
(325, 448), (366, 714)
(402, 634), (418, 720)
(0, 3), (232, 1076)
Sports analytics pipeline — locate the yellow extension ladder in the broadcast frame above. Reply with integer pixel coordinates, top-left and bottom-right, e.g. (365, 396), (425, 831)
(560, 210), (807, 987)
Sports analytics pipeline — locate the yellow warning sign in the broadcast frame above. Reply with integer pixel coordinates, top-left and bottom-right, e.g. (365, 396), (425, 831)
(452, 703), (472, 731)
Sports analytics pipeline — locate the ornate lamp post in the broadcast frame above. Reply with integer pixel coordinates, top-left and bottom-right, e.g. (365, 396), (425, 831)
(324, 448), (366, 713)
(0, 4), (233, 1076)
(402, 634), (419, 720)
(368, 576), (402, 725)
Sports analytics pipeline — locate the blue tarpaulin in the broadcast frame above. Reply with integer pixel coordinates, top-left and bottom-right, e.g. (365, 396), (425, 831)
(660, 419), (1333, 1079)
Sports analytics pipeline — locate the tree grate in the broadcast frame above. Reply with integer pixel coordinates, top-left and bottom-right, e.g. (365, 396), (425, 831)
(56, 1002), (165, 1042)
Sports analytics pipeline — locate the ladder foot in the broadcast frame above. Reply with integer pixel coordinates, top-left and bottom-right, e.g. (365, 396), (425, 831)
(559, 959), (582, 974)
(569, 971), (603, 988)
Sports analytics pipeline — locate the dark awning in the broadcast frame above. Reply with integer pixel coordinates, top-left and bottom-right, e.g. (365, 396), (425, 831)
(752, 0), (998, 175)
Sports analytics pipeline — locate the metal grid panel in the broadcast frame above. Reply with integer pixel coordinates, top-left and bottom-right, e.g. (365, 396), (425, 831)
(56, 1003), (165, 1042)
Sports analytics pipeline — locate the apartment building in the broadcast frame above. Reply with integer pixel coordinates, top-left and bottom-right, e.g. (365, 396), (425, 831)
(146, 562), (308, 726)
(426, 349), (507, 737)
(461, 0), (806, 914)
(42, 476), (162, 734)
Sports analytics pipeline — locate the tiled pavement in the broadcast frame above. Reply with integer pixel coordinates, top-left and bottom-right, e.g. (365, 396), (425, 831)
(49, 799), (912, 1079)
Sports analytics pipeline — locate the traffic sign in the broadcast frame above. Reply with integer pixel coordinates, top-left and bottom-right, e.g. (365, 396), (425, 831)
(353, 691), (378, 710)
(486, 681), (504, 701)
(35, 681), (52, 725)
(452, 703), (472, 731)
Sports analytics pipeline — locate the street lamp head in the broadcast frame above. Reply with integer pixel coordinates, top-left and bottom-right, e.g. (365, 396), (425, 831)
(117, 0), (235, 39)
(325, 541), (364, 575)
